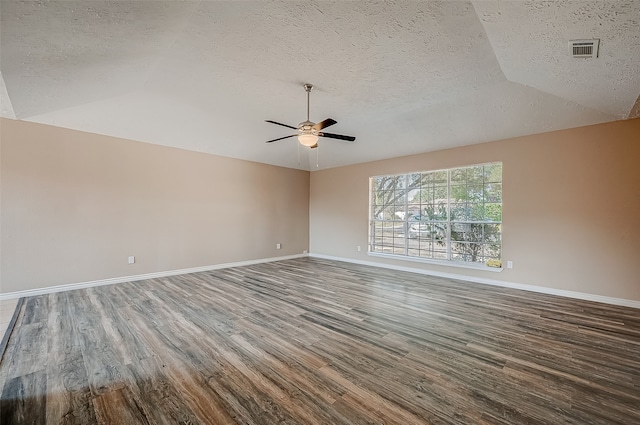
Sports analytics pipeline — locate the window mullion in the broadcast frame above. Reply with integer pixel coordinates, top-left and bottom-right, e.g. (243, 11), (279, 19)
(446, 169), (452, 261)
(482, 168), (486, 262)
(404, 175), (409, 255)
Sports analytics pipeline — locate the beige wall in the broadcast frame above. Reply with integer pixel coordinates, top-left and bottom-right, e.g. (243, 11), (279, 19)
(1, 118), (309, 293)
(310, 118), (640, 302)
(3, 117), (639, 301)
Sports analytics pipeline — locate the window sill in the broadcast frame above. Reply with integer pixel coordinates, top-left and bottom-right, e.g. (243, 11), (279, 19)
(367, 252), (503, 272)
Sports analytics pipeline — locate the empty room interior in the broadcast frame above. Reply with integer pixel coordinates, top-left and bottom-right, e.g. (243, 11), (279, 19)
(1, 1), (639, 424)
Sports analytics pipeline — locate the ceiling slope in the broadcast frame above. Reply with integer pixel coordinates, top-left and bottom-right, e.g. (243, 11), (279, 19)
(0, 72), (16, 119)
(473, 1), (640, 118)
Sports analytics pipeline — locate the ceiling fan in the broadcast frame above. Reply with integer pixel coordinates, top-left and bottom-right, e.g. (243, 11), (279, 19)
(265, 83), (356, 149)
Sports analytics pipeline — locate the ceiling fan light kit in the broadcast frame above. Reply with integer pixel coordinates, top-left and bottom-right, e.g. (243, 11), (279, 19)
(298, 133), (319, 147)
(265, 83), (355, 148)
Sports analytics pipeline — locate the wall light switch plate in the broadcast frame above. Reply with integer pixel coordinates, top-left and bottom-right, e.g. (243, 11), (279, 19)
(507, 261), (513, 269)
(276, 243), (281, 249)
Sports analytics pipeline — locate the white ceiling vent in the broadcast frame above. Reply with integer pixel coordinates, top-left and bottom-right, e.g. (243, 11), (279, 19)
(569, 39), (600, 58)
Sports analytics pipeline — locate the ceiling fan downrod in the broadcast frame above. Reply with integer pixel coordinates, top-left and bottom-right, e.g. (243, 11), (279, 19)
(304, 83), (313, 122)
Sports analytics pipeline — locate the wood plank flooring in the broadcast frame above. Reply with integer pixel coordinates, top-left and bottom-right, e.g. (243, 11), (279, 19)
(1, 257), (639, 424)
(0, 298), (23, 363)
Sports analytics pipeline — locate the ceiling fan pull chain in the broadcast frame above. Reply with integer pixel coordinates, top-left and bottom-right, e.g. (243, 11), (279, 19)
(297, 141), (300, 165)
(316, 145), (319, 168)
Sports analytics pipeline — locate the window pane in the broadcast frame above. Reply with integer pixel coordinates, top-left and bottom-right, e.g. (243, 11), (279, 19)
(484, 243), (501, 259)
(421, 204), (434, 220)
(450, 223), (482, 243)
(467, 185), (484, 202)
(394, 189), (407, 204)
(451, 168), (466, 183)
(433, 171), (447, 184)
(451, 223), (472, 241)
(452, 242), (483, 262)
(468, 166), (484, 184)
(450, 230), (465, 242)
(484, 163), (502, 183)
(484, 203), (502, 221)
(409, 188), (421, 204)
(469, 203), (484, 221)
(434, 223), (447, 241)
(371, 224), (383, 248)
(416, 186), (431, 203)
(484, 183), (502, 202)
(374, 189), (393, 206)
(450, 184), (466, 202)
(407, 238), (420, 250)
(433, 250), (448, 260)
(483, 224), (501, 243)
(369, 162), (501, 265)
(433, 185), (447, 201)
(450, 203), (468, 221)
(379, 205), (395, 220)
(408, 173), (421, 186)
(419, 249), (434, 259)
(382, 226), (394, 238)
(467, 224), (484, 242)
(434, 202), (448, 221)
(423, 203), (447, 221)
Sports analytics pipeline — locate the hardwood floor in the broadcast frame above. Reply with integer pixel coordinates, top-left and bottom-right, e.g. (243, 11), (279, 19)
(0, 298), (22, 363)
(1, 257), (639, 424)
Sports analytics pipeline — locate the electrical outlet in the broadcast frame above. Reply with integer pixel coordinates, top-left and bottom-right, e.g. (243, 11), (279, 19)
(276, 243), (281, 249)
(303, 250), (308, 254)
(357, 246), (361, 252)
(128, 256), (135, 264)
(507, 261), (513, 269)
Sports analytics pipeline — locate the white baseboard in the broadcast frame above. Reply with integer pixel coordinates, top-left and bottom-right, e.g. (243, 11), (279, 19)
(0, 253), (308, 300)
(309, 253), (640, 309)
(5, 252), (637, 309)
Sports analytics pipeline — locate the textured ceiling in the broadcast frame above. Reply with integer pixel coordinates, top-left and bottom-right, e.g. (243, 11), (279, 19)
(1, 1), (639, 171)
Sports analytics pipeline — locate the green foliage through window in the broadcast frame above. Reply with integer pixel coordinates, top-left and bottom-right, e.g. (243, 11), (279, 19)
(369, 162), (502, 265)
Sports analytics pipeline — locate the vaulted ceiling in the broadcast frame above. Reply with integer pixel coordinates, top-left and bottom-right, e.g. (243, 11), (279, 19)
(1, 1), (639, 170)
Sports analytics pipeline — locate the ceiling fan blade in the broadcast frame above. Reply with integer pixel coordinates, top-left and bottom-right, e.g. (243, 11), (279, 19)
(266, 134), (297, 143)
(265, 120), (298, 130)
(319, 132), (356, 142)
(310, 143), (318, 149)
(312, 118), (337, 131)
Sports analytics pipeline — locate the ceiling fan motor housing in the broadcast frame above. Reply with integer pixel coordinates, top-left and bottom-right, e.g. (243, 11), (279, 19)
(299, 121), (318, 134)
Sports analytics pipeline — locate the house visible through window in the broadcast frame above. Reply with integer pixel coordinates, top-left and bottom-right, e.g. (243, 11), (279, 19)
(369, 162), (502, 267)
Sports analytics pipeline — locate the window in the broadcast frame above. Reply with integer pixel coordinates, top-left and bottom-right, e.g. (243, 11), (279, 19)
(369, 162), (502, 267)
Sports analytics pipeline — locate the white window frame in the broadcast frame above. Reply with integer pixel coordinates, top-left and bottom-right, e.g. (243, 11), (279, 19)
(368, 162), (502, 271)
